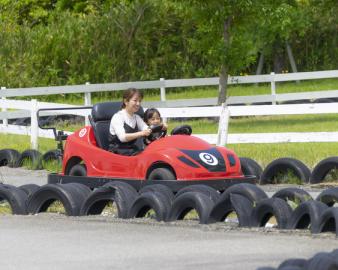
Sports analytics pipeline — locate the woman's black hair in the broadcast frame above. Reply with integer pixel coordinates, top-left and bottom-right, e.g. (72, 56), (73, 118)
(121, 88), (143, 109)
(144, 108), (161, 123)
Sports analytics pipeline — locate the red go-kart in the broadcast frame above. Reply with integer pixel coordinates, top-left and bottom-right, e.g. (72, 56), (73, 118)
(44, 102), (255, 191)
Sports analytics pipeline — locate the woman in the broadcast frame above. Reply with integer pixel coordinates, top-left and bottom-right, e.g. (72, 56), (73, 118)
(109, 88), (151, 155)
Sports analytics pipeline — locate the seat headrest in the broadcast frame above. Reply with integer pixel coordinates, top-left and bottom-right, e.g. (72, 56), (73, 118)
(91, 102), (121, 122)
(91, 101), (145, 122)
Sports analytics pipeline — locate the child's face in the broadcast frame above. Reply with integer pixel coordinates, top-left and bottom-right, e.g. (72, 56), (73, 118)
(148, 113), (161, 126)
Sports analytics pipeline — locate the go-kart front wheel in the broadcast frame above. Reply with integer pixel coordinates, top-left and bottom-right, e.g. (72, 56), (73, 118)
(69, 164), (87, 176)
(148, 168), (176, 181)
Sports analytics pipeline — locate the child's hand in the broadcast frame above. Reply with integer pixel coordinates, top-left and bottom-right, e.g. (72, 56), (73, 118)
(162, 123), (168, 130)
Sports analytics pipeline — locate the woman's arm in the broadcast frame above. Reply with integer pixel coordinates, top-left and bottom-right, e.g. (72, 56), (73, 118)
(125, 129), (151, 142)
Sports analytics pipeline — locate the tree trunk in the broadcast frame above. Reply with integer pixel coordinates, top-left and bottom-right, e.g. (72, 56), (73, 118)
(218, 17), (232, 105)
(218, 65), (228, 104)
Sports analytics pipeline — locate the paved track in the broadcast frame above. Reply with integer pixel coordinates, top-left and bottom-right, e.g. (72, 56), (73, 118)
(0, 215), (337, 270)
(0, 167), (336, 270)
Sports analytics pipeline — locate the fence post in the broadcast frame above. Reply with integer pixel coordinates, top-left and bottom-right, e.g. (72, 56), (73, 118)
(270, 72), (276, 105)
(216, 103), (230, 146)
(1, 87), (8, 126)
(160, 78), (167, 122)
(160, 78), (166, 101)
(30, 99), (38, 150)
(84, 82), (91, 126)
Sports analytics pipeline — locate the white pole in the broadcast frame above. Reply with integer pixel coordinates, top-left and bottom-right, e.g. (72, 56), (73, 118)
(30, 99), (38, 150)
(216, 103), (230, 146)
(1, 87), (8, 126)
(270, 72), (276, 105)
(160, 78), (166, 102)
(84, 82), (91, 126)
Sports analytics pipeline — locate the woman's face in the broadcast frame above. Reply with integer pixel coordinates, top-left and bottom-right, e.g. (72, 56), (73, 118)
(124, 93), (142, 113)
(148, 113), (161, 126)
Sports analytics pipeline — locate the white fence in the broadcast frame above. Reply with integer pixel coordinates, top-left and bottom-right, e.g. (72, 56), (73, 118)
(0, 70), (337, 149)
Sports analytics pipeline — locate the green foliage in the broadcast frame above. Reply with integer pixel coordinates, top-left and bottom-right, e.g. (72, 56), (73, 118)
(0, 0), (336, 89)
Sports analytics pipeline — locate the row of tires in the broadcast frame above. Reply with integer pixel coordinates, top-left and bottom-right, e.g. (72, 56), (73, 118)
(0, 148), (60, 169)
(240, 156), (338, 184)
(258, 249), (338, 270)
(1, 148), (337, 186)
(1, 182), (338, 236)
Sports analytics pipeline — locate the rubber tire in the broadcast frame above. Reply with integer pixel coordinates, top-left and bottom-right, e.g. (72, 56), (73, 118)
(272, 188), (313, 204)
(313, 207), (338, 235)
(139, 184), (174, 203)
(18, 184), (40, 197)
(316, 187), (338, 207)
(16, 149), (42, 170)
(42, 149), (62, 163)
(239, 157), (263, 180)
(278, 258), (307, 269)
(0, 149), (21, 168)
(69, 164), (87, 176)
(80, 182), (137, 218)
(208, 193), (254, 227)
(221, 183), (268, 204)
(27, 183), (91, 216)
(251, 198), (293, 229)
(128, 191), (171, 221)
(305, 252), (338, 270)
(310, 156), (338, 184)
(175, 185), (220, 204)
(148, 167), (176, 180)
(169, 191), (215, 224)
(0, 184), (28, 214)
(286, 200), (328, 233)
(260, 158), (311, 185)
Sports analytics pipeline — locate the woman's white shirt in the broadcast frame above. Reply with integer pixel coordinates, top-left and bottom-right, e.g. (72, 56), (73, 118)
(109, 109), (148, 142)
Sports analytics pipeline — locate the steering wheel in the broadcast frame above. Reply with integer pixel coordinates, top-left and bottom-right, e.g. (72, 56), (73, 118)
(170, 125), (192, 136)
(144, 124), (167, 144)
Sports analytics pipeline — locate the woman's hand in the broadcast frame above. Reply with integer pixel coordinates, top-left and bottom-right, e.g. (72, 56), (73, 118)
(140, 128), (152, 137)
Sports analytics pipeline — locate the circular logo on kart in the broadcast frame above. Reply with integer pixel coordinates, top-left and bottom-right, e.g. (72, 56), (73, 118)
(79, 128), (87, 137)
(199, 153), (218, 166)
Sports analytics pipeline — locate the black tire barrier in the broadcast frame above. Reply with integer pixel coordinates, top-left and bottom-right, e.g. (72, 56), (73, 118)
(260, 158), (311, 185)
(312, 207), (338, 236)
(221, 183), (268, 204)
(208, 193), (253, 227)
(251, 198), (293, 229)
(0, 149), (20, 168)
(16, 149), (42, 170)
(128, 191), (171, 221)
(27, 183), (91, 216)
(278, 258), (307, 269)
(139, 184), (174, 203)
(239, 157), (263, 181)
(18, 184), (40, 197)
(316, 187), (338, 207)
(286, 200), (328, 234)
(272, 188), (313, 204)
(169, 191), (215, 224)
(312, 98), (336, 103)
(80, 182), (137, 218)
(174, 184), (220, 204)
(257, 249), (338, 270)
(0, 184), (28, 215)
(309, 156), (338, 184)
(42, 149), (62, 163)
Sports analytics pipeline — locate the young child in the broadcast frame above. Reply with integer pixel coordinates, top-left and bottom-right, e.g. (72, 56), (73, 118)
(143, 108), (167, 144)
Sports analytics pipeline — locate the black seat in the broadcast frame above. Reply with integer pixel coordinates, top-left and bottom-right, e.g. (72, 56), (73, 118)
(89, 101), (144, 151)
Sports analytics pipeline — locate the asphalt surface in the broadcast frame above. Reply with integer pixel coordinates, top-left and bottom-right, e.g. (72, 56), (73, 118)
(0, 167), (337, 270)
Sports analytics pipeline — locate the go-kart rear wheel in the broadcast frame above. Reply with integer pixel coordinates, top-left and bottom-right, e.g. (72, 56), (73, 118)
(148, 168), (176, 181)
(69, 164), (87, 176)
